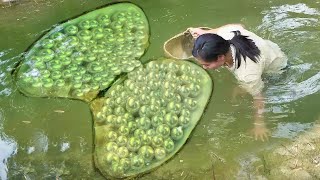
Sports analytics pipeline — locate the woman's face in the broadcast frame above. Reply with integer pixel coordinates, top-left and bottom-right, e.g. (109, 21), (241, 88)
(197, 55), (226, 69)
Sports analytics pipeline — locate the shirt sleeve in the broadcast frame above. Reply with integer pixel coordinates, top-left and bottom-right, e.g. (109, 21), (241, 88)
(237, 74), (264, 96)
(233, 55), (265, 96)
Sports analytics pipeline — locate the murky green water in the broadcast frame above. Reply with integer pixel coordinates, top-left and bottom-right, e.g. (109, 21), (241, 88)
(0, 0), (319, 179)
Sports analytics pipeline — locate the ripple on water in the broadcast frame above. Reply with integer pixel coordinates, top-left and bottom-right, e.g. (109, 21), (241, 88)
(257, 3), (320, 104)
(0, 110), (18, 180)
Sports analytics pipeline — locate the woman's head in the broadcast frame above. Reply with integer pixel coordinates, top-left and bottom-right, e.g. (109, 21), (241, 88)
(192, 33), (230, 69)
(192, 31), (261, 69)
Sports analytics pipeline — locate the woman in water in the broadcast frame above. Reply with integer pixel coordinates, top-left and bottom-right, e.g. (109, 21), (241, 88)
(189, 24), (288, 141)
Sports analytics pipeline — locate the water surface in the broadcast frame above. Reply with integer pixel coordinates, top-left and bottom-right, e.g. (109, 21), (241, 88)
(0, 0), (319, 179)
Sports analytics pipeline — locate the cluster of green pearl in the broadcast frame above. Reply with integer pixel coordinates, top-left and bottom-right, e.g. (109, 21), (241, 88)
(95, 61), (203, 175)
(19, 9), (148, 98)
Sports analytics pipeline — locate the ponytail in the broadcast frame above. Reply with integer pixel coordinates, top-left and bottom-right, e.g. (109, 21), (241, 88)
(229, 30), (261, 69)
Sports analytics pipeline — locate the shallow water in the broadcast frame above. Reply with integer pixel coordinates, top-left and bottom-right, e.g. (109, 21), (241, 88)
(0, 0), (319, 179)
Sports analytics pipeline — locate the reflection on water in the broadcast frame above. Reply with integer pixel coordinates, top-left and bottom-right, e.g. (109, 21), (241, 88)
(272, 122), (313, 139)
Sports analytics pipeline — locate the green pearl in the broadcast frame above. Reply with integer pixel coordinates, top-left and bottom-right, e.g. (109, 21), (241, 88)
(50, 71), (62, 80)
(54, 79), (66, 87)
(50, 32), (65, 41)
(154, 148), (166, 160)
(139, 95), (150, 105)
(32, 79), (42, 88)
(48, 60), (62, 70)
(163, 138), (175, 153)
(152, 135), (164, 148)
(117, 146), (129, 158)
(61, 57), (71, 66)
(106, 115), (116, 124)
(34, 61), (46, 70)
(77, 30), (92, 41)
(42, 78), (54, 88)
(21, 76), (32, 84)
(184, 98), (197, 110)
(180, 64), (191, 72)
(171, 127), (184, 140)
(41, 39), (55, 49)
(134, 129), (145, 139)
(87, 62), (103, 73)
(111, 21), (123, 30)
(164, 113), (179, 128)
(136, 117), (151, 130)
(119, 158), (131, 171)
(117, 136), (128, 147)
(156, 124), (171, 138)
(151, 115), (163, 128)
(110, 164), (124, 176)
(106, 131), (118, 142)
(67, 64), (78, 72)
(97, 14), (111, 26)
(37, 49), (54, 62)
(139, 105), (151, 117)
(62, 69), (73, 79)
(118, 125), (130, 136)
(188, 84), (201, 97)
(138, 146), (154, 162)
(146, 129), (156, 136)
(167, 62), (179, 72)
(72, 81), (83, 89)
(104, 98), (115, 107)
(179, 115), (191, 128)
(64, 36), (79, 47)
(166, 101), (180, 114)
(179, 85), (191, 97)
(131, 155), (144, 169)
(82, 73), (92, 83)
(163, 90), (174, 99)
(90, 20), (99, 29)
(78, 20), (91, 29)
(106, 142), (118, 152)
(127, 121), (137, 132)
(115, 116), (127, 127)
(105, 152), (120, 164)
(64, 25), (78, 35)
(41, 70), (50, 78)
(127, 137), (141, 152)
(101, 106), (113, 115)
(140, 134), (152, 146)
(126, 98), (140, 113)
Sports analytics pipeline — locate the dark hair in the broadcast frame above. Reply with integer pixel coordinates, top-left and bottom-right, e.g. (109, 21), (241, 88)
(192, 31), (261, 69)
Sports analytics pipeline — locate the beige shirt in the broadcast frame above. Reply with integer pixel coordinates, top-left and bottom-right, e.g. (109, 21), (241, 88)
(216, 25), (288, 96)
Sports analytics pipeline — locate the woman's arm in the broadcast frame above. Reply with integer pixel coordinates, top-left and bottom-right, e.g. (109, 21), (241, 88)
(252, 92), (270, 141)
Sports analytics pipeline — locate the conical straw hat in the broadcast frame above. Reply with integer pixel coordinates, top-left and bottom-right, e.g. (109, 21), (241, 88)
(163, 27), (212, 60)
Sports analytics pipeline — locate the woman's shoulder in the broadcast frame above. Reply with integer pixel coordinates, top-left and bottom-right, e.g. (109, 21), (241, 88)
(216, 24), (246, 40)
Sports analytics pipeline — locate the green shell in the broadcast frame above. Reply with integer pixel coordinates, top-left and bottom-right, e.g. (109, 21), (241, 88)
(14, 3), (149, 102)
(92, 59), (212, 178)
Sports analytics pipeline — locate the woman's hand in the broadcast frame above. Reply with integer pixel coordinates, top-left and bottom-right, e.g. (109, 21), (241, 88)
(251, 121), (271, 142)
